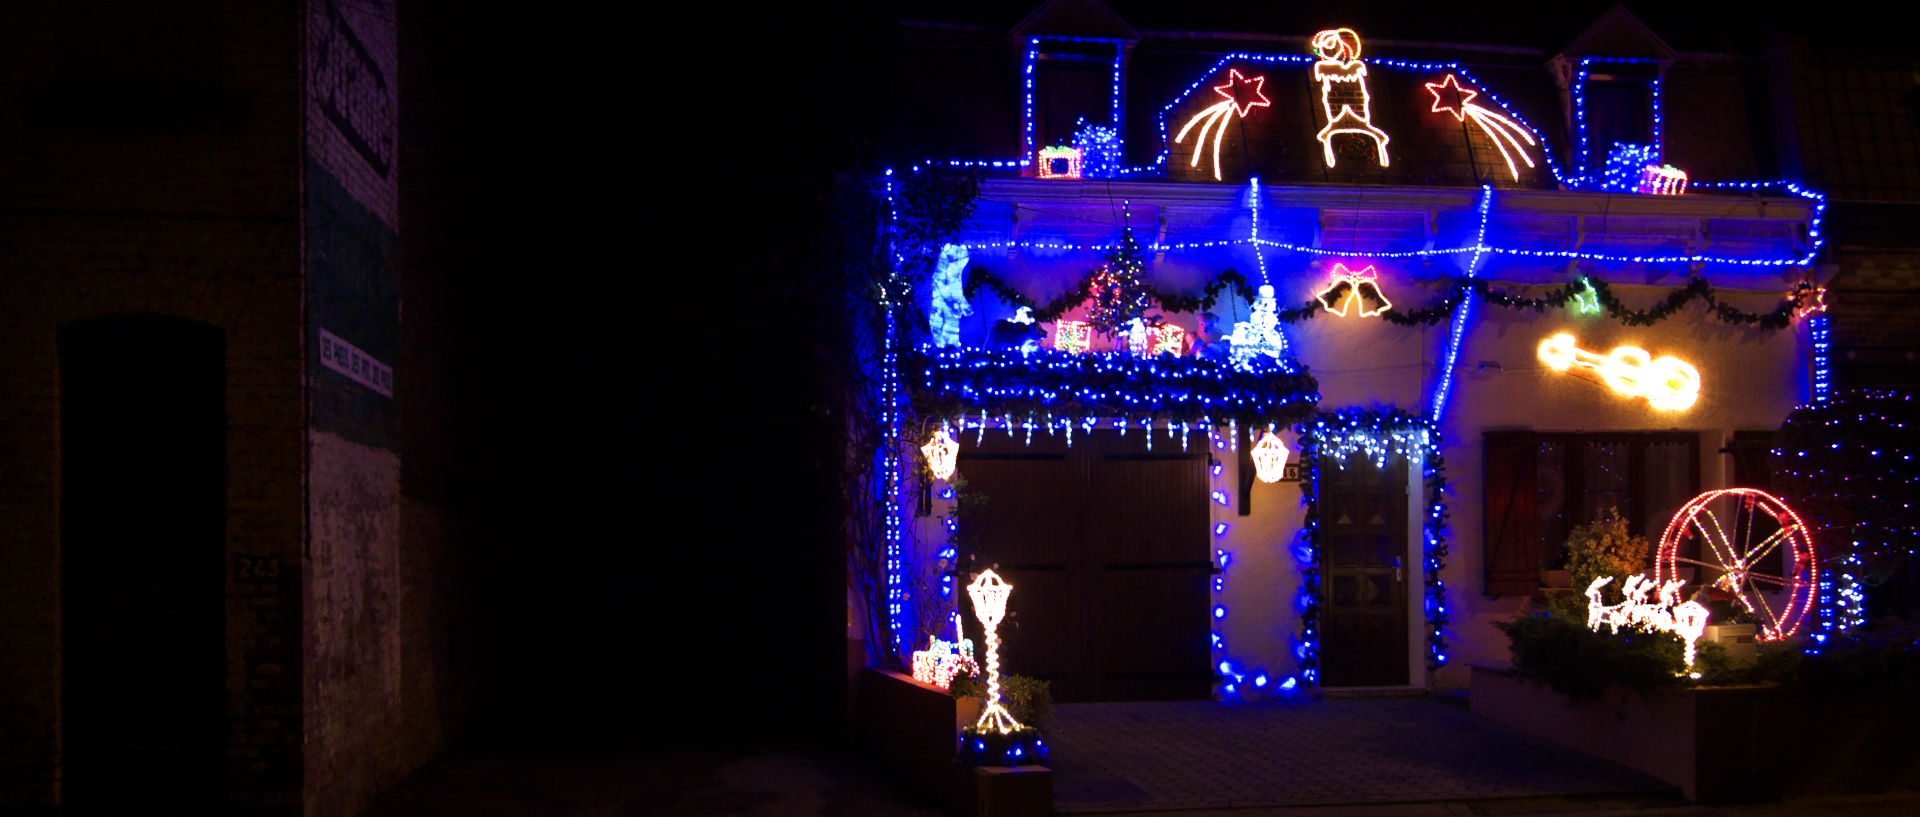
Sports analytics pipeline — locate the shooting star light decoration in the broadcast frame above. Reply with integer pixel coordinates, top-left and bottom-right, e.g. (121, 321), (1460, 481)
(1174, 68), (1270, 180)
(1424, 74), (1537, 181)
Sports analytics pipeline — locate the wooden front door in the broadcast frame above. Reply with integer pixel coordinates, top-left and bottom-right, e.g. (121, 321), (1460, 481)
(958, 429), (1211, 702)
(1318, 452), (1410, 687)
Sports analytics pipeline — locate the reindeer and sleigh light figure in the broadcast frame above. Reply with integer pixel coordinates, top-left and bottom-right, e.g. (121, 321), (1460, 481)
(1171, 28), (1545, 181)
(1585, 574), (1712, 674)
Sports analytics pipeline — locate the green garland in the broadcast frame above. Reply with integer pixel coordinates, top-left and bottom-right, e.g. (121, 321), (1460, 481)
(965, 268), (1818, 331)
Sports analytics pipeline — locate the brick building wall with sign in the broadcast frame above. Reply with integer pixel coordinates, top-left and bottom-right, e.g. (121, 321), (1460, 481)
(0, 2), (468, 814)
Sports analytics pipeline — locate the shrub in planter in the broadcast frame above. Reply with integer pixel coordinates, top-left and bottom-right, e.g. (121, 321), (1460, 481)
(950, 672), (1054, 735)
(1565, 508), (1651, 605)
(1495, 607), (1685, 701)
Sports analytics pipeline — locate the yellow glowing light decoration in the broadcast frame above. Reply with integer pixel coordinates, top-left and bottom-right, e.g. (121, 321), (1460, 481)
(1174, 68), (1271, 180)
(1310, 28), (1390, 168)
(1052, 320), (1092, 354)
(1586, 574), (1712, 673)
(1537, 332), (1700, 411)
(1250, 431), (1290, 483)
(1148, 323), (1187, 356)
(1036, 146), (1083, 179)
(922, 427), (959, 481)
(1314, 263), (1392, 317)
(967, 570), (1025, 734)
(910, 635), (979, 690)
(1424, 74), (1538, 181)
(1638, 164), (1688, 195)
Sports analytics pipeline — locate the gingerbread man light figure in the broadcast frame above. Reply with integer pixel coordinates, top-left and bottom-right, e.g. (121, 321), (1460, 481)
(1310, 28), (1391, 168)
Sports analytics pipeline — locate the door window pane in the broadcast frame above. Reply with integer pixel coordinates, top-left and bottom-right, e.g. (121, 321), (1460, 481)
(1536, 441), (1566, 569)
(1582, 441), (1632, 526)
(1641, 441), (1693, 542)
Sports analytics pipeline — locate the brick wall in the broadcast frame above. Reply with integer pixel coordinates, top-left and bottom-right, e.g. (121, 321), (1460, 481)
(3, 2), (469, 814)
(0, 2), (306, 810)
(1830, 251), (1920, 390)
(300, 0), (471, 814)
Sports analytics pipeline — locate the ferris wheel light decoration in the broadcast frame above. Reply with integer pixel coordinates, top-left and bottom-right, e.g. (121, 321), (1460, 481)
(967, 570), (1025, 735)
(1654, 488), (1818, 641)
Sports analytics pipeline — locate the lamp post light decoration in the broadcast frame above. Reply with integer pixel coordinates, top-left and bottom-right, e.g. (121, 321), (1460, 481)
(922, 426), (959, 481)
(967, 569), (1025, 735)
(1251, 430), (1290, 483)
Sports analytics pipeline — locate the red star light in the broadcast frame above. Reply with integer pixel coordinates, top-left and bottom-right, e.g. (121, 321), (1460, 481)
(1213, 69), (1271, 118)
(1424, 74), (1478, 121)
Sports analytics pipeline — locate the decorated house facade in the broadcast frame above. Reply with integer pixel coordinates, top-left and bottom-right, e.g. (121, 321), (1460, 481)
(857, 3), (1833, 701)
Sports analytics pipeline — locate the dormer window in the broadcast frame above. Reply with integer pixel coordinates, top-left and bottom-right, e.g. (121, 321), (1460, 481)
(1586, 73), (1655, 160)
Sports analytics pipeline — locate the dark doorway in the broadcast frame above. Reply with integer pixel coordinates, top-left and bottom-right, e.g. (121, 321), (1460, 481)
(958, 429), (1211, 702)
(1318, 452), (1410, 687)
(60, 315), (226, 811)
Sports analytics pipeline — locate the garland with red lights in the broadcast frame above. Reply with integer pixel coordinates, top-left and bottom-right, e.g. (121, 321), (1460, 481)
(968, 268), (1823, 331)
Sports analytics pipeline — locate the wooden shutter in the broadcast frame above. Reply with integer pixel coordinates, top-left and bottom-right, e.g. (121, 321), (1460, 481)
(1484, 433), (1539, 597)
(1728, 431), (1777, 492)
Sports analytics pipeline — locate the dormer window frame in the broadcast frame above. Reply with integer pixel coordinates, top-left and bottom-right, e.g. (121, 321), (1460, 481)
(1022, 36), (1132, 176)
(1571, 57), (1669, 179)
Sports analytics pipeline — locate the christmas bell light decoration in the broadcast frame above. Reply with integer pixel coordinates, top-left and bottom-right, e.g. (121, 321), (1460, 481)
(922, 427), (959, 481)
(967, 570), (1025, 734)
(1251, 431), (1290, 483)
(1315, 263), (1392, 318)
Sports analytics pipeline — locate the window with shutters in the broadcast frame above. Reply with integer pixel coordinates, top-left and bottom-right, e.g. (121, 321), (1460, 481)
(1483, 431), (1699, 596)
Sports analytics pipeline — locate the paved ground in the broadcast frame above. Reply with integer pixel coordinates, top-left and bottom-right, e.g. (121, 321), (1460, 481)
(362, 747), (943, 817)
(359, 743), (1920, 816)
(1049, 699), (1672, 813)
(360, 698), (1919, 815)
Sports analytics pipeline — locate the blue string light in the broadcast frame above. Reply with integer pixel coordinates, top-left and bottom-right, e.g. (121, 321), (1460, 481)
(1209, 425), (1280, 701)
(1023, 38), (1038, 167)
(1429, 185), (1492, 423)
(1809, 313), (1832, 403)
(1249, 177), (1269, 286)
(883, 305), (908, 657)
(915, 344), (1318, 428)
(951, 176), (1822, 268)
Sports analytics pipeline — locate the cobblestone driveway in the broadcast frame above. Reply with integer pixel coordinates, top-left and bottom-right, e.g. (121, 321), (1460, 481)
(1050, 698), (1671, 813)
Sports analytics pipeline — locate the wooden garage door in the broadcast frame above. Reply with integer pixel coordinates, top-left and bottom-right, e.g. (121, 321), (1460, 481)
(958, 429), (1211, 702)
